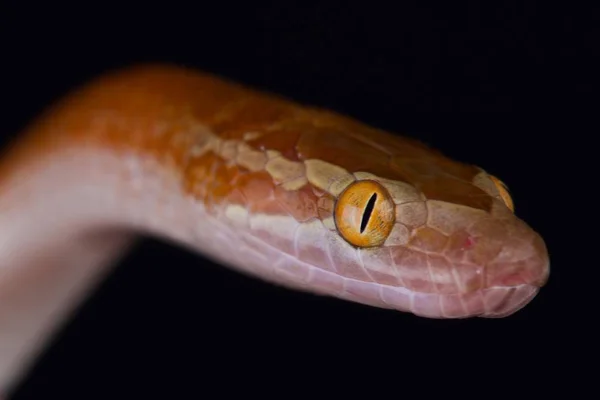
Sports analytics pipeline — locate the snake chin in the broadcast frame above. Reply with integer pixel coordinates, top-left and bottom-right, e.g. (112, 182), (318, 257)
(480, 284), (540, 318)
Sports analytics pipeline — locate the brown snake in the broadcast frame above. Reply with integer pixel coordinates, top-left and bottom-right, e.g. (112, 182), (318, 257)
(0, 64), (549, 392)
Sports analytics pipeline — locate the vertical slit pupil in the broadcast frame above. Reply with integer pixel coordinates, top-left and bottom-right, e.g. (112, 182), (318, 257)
(360, 193), (377, 233)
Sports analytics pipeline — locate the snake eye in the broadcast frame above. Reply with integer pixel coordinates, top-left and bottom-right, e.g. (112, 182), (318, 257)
(334, 180), (395, 247)
(489, 175), (514, 212)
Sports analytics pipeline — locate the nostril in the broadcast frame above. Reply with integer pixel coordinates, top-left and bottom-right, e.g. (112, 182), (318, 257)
(462, 235), (476, 250)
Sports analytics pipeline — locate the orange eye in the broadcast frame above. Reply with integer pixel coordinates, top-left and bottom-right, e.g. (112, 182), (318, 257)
(489, 175), (514, 212)
(334, 180), (395, 247)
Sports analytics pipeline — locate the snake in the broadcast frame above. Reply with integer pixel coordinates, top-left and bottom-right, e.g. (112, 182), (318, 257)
(0, 64), (549, 392)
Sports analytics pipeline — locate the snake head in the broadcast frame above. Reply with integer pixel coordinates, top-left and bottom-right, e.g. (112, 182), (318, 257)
(174, 92), (549, 319)
(324, 154), (549, 318)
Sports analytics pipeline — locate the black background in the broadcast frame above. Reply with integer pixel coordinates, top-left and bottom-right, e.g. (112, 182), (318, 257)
(1, 1), (594, 399)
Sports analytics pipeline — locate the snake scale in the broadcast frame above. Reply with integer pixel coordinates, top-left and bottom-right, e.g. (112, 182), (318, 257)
(0, 65), (549, 392)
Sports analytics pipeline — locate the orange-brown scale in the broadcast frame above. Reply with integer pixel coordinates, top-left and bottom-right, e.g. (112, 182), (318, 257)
(246, 129), (304, 161)
(296, 128), (395, 177)
(206, 95), (301, 133)
(294, 127), (491, 212)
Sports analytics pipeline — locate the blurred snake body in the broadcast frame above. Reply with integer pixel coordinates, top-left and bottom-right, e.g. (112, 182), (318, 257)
(0, 65), (549, 391)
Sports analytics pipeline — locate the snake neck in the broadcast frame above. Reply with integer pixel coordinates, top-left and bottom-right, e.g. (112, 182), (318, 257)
(0, 146), (189, 393)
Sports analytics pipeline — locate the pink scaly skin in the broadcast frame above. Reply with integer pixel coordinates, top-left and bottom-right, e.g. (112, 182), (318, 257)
(0, 65), (549, 394)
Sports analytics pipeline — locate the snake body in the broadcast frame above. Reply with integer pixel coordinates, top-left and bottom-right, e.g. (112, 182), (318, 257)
(0, 65), (549, 391)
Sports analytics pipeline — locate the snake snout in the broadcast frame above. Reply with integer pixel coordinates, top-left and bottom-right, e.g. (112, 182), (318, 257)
(456, 215), (549, 317)
(478, 226), (549, 317)
(485, 232), (550, 289)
